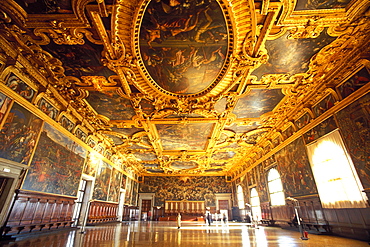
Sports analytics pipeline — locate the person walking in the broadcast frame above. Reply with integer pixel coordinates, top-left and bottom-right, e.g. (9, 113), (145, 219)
(206, 213), (212, 226)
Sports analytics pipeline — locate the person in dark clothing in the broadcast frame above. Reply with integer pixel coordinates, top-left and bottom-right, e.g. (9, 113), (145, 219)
(206, 213), (212, 226)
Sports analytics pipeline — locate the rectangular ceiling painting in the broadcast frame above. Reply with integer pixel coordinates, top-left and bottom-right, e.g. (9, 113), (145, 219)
(157, 123), (214, 150)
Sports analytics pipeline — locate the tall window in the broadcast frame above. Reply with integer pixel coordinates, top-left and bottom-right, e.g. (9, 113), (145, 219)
(267, 168), (285, 206)
(237, 185), (245, 209)
(250, 188), (262, 221)
(306, 129), (368, 208)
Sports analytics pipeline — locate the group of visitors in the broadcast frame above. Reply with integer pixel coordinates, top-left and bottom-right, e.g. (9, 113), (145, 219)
(176, 212), (228, 229)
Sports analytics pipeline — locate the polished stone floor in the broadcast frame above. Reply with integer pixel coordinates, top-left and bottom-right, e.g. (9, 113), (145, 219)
(0, 221), (368, 247)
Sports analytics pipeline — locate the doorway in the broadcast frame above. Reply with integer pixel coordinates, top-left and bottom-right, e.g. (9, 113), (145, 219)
(72, 177), (94, 227)
(141, 199), (152, 221)
(117, 189), (126, 221)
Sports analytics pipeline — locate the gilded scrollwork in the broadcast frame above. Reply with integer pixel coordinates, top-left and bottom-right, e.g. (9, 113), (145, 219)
(288, 25), (325, 39)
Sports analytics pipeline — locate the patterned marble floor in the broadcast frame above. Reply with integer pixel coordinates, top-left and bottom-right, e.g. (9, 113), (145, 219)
(0, 221), (368, 247)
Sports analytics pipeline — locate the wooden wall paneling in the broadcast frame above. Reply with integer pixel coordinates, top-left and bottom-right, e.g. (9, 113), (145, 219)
(41, 199), (55, 223)
(6, 194), (28, 226)
(312, 199), (325, 223)
(19, 197), (37, 225)
(323, 208), (339, 223)
(32, 197), (47, 224)
(59, 201), (69, 221)
(302, 201), (315, 222)
(335, 209), (351, 225)
(4, 190), (76, 236)
(87, 201), (119, 224)
(65, 201), (74, 221)
(50, 199), (63, 223)
(347, 208), (366, 227)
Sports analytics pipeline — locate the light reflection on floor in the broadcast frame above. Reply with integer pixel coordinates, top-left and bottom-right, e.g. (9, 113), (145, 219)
(0, 221), (368, 247)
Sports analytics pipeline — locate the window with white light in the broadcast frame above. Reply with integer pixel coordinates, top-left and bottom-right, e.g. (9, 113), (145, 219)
(267, 168), (286, 206)
(306, 129), (368, 208)
(250, 188), (262, 221)
(237, 185), (245, 209)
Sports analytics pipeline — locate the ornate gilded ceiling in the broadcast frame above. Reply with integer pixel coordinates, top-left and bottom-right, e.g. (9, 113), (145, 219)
(0, 0), (368, 179)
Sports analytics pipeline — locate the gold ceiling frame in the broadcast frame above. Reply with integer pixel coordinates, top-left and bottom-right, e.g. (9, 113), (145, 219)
(275, 0), (369, 39)
(21, 0), (92, 28)
(111, 0), (263, 103)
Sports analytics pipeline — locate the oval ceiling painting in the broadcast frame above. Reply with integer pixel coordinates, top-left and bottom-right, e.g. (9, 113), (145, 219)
(140, 0), (228, 94)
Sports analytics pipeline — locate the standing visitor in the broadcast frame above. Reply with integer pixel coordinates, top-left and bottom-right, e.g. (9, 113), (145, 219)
(177, 213), (181, 229)
(207, 213), (212, 226)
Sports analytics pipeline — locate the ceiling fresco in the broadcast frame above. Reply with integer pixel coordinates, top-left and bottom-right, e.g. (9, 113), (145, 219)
(1, 0), (368, 178)
(157, 122), (214, 150)
(232, 89), (284, 118)
(251, 30), (335, 80)
(140, 0), (228, 94)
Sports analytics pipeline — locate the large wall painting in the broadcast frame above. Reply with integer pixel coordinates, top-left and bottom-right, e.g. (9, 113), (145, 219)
(233, 89), (284, 118)
(139, 176), (231, 207)
(0, 103), (43, 165)
(336, 93), (370, 189)
(108, 168), (122, 202)
(246, 164), (269, 203)
(252, 30), (335, 79)
(275, 137), (318, 197)
(93, 161), (112, 201)
(157, 123), (213, 150)
(22, 122), (87, 196)
(140, 0), (228, 94)
(83, 152), (102, 177)
(87, 91), (136, 121)
(125, 177), (133, 205)
(131, 181), (139, 206)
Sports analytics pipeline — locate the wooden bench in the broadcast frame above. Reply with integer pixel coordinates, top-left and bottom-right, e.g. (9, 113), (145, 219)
(260, 219), (276, 226)
(282, 220), (331, 234)
(304, 222), (331, 233)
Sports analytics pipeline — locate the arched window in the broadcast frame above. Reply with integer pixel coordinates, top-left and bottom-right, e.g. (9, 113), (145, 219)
(237, 185), (245, 209)
(267, 168), (285, 206)
(250, 188), (262, 221)
(306, 129), (368, 208)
